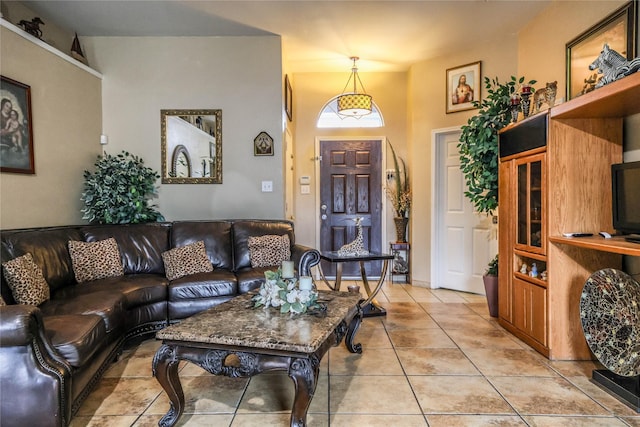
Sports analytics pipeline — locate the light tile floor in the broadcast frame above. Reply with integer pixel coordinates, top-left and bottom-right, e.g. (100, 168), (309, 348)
(70, 280), (640, 426)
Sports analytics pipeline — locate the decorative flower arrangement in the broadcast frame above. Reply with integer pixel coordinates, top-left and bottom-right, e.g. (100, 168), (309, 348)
(252, 269), (322, 314)
(386, 142), (411, 218)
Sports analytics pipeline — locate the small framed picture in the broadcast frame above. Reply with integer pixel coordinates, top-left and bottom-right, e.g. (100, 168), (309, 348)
(285, 75), (293, 122)
(446, 61), (481, 114)
(566, 1), (637, 100)
(1, 76), (35, 174)
(254, 131), (274, 156)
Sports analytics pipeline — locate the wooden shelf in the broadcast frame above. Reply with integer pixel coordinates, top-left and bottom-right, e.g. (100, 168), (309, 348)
(549, 235), (640, 256)
(1, 18), (102, 79)
(514, 249), (547, 262)
(551, 72), (640, 119)
(514, 272), (548, 288)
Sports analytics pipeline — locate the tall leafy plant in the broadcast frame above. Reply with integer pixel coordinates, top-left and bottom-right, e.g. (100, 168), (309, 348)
(81, 151), (164, 224)
(458, 76), (536, 215)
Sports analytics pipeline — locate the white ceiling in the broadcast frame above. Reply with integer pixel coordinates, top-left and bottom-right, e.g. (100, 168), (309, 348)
(19, 0), (551, 73)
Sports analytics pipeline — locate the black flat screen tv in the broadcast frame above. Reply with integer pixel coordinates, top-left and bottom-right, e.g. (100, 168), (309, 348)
(612, 160), (640, 236)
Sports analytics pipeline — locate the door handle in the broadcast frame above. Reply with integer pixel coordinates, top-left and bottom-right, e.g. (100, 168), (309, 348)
(321, 214), (327, 220)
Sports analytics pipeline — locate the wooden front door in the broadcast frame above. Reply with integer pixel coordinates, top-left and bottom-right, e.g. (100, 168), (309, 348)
(319, 139), (383, 277)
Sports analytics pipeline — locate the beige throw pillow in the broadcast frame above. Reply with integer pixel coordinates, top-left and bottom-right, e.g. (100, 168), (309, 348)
(248, 234), (291, 268)
(2, 253), (50, 306)
(162, 241), (213, 281)
(68, 238), (124, 283)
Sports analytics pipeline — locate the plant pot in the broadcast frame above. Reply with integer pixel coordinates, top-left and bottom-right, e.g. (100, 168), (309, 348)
(393, 217), (408, 242)
(482, 274), (499, 317)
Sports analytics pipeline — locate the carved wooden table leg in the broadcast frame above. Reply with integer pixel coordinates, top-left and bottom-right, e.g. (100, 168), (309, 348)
(152, 344), (184, 427)
(288, 357), (319, 427)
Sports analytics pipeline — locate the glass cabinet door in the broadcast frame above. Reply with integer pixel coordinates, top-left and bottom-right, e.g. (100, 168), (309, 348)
(515, 153), (545, 254)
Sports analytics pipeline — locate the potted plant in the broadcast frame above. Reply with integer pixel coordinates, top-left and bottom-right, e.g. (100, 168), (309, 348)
(458, 76), (536, 215)
(483, 254), (499, 317)
(81, 151), (165, 224)
(386, 141), (411, 242)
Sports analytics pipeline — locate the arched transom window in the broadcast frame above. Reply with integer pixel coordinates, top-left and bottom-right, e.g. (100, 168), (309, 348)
(317, 95), (384, 128)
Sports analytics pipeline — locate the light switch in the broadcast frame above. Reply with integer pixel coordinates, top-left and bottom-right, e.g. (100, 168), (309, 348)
(300, 184), (310, 194)
(261, 181), (273, 192)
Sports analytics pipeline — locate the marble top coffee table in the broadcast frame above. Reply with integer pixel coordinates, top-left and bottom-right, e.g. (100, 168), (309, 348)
(152, 291), (363, 427)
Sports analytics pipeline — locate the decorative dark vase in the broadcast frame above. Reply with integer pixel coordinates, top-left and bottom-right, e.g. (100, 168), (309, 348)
(483, 275), (499, 317)
(394, 217), (409, 242)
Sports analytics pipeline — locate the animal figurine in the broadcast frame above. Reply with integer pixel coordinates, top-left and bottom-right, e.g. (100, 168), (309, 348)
(18, 17), (45, 39)
(579, 72), (600, 96)
(589, 44), (640, 89)
(520, 263), (528, 275)
(533, 81), (557, 112)
(337, 217), (369, 256)
(529, 263), (538, 278)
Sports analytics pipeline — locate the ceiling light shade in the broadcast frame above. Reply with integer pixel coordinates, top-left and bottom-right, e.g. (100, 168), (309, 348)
(337, 57), (373, 117)
(337, 93), (372, 116)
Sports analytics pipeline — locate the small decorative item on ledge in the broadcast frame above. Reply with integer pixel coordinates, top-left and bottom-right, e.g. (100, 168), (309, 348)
(252, 268), (325, 315)
(18, 17), (45, 39)
(509, 93), (520, 123)
(520, 84), (532, 118)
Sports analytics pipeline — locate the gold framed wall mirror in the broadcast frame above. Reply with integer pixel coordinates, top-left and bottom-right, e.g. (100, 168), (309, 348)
(161, 109), (222, 183)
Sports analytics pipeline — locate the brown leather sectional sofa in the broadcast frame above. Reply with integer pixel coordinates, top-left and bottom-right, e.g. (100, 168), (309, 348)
(0, 219), (320, 427)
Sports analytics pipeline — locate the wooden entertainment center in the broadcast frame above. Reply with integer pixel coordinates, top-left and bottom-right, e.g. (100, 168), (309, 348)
(498, 72), (640, 361)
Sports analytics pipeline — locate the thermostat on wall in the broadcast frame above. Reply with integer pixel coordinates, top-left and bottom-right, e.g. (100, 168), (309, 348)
(300, 176), (310, 185)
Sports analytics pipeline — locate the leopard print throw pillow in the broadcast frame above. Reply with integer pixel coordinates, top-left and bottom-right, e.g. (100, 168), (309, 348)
(162, 240), (213, 281)
(2, 253), (50, 306)
(248, 234), (291, 268)
(68, 238), (124, 283)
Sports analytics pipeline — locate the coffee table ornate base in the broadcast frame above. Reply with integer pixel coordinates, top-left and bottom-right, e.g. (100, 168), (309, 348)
(152, 292), (362, 427)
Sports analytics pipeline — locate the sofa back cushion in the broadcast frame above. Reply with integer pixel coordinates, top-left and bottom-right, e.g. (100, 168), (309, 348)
(170, 221), (233, 270)
(81, 223), (170, 274)
(233, 220), (295, 271)
(1, 227), (83, 296)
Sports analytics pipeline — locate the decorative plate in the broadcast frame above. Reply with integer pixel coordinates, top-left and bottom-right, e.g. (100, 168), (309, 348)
(580, 268), (640, 377)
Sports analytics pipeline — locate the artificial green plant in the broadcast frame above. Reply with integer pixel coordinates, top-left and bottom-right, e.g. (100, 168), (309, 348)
(81, 151), (164, 224)
(458, 76), (536, 215)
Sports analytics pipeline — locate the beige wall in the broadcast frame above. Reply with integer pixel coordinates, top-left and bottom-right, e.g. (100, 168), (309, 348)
(518, 0), (628, 100)
(519, 0), (640, 160)
(84, 36), (285, 220)
(406, 0), (640, 286)
(290, 71), (408, 248)
(407, 36), (519, 285)
(0, 25), (102, 229)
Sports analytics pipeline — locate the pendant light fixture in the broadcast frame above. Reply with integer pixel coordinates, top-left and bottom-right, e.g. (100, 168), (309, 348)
(337, 57), (373, 117)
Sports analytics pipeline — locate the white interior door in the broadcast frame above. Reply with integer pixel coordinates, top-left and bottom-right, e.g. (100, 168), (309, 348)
(432, 128), (497, 294)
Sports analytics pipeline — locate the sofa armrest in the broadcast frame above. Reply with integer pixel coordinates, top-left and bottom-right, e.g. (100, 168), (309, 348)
(291, 244), (320, 276)
(0, 304), (41, 346)
(0, 305), (72, 427)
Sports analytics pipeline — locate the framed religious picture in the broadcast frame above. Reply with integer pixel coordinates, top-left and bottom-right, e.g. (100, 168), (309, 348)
(566, 1), (637, 100)
(446, 61), (481, 114)
(1, 76), (35, 174)
(254, 131), (274, 156)
(285, 75), (293, 122)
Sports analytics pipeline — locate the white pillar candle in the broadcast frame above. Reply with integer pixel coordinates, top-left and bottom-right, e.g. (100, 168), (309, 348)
(299, 276), (313, 291)
(281, 260), (295, 278)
